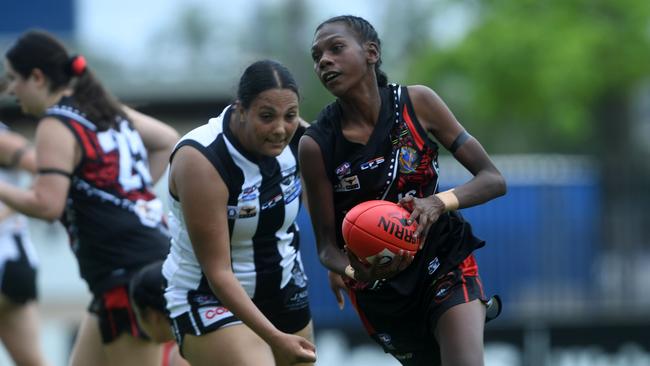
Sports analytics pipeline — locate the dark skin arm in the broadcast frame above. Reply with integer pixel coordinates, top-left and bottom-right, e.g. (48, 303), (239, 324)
(298, 136), (412, 296)
(400, 85), (507, 239)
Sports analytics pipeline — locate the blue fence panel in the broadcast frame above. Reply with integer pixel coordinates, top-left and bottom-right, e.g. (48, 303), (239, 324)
(0, 0), (75, 34)
(299, 156), (601, 327)
(297, 208), (363, 329)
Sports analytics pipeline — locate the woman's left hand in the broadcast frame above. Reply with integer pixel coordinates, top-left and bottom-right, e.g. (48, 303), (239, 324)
(399, 195), (445, 246)
(327, 271), (348, 310)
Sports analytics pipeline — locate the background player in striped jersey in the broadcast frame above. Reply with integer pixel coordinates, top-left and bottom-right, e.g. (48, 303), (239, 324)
(0, 78), (48, 365)
(163, 60), (316, 365)
(1, 30), (179, 366)
(301, 15), (506, 365)
(130, 261), (189, 366)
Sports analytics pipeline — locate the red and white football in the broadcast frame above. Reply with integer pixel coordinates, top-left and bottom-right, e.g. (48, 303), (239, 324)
(342, 200), (420, 265)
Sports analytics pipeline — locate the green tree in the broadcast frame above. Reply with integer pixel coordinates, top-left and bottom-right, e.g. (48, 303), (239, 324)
(409, 0), (650, 249)
(408, 0), (650, 154)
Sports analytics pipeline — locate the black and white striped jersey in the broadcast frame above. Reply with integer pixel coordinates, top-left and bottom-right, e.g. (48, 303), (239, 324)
(163, 105), (307, 317)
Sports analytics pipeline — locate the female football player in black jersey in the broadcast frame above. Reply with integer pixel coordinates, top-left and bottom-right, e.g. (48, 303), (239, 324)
(300, 15), (506, 366)
(1, 30), (179, 366)
(163, 59), (316, 365)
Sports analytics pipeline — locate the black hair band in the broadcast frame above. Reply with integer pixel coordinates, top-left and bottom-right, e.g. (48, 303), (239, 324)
(38, 168), (73, 178)
(449, 131), (470, 154)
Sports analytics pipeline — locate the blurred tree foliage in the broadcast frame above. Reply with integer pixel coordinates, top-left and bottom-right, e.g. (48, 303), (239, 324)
(407, 0), (650, 154)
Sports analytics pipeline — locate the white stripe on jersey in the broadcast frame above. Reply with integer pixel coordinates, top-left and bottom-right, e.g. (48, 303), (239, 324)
(223, 135), (261, 298)
(46, 106), (97, 130)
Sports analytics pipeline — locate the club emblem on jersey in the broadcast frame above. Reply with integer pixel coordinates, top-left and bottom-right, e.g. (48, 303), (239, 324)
(335, 162), (351, 178)
(334, 175), (360, 192)
(360, 156), (385, 170)
(398, 146), (419, 174)
(238, 205), (257, 218)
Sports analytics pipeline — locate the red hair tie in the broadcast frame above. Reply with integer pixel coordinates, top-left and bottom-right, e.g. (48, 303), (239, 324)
(70, 55), (87, 76)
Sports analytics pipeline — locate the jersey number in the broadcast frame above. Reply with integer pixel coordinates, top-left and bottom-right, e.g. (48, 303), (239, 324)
(99, 121), (153, 192)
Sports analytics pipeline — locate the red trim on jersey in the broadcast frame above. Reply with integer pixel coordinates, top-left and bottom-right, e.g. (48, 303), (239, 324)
(103, 286), (140, 337)
(459, 254), (479, 277)
(348, 289), (376, 334)
(475, 276), (486, 299)
(402, 105), (425, 151)
(461, 277), (470, 302)
(104, 286), (130, 308)
(71, 120), (97, 159)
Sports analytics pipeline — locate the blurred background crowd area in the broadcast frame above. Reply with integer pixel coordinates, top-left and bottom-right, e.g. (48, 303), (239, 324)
(2, 0), (650, 365)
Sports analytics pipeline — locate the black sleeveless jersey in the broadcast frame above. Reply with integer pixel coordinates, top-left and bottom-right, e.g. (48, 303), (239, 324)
(46, 97), (169, 295)
(305, 84), (484, 293)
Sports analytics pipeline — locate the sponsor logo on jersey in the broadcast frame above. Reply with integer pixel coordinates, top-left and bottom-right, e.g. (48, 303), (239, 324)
(227, 206), (238, 219)
(240, 184), (259, 202)
(433, 275), (454, 303)
(398, 146), (419, 174)
(360, 156), (385, 170)
(284, 179), (301, 204)
(288, 289), (309, 305)
(281, 166), (297, 177)
(242, 185), (258, 195)
(261, 194), (283, 210)
(240, 192), (258, 201)
(291, 264), (308, 288)
(334, 175), (360, 192)
(281, 174), (295, 186)
(376, 333), (397, 351)
(198, 306), (232, 327)
(335, 162), (351, 178)
(394, 352), (414, 361)
(190, 293), (219, 307)
(428, 257), (440, 275)
(238, 205), (257, 218)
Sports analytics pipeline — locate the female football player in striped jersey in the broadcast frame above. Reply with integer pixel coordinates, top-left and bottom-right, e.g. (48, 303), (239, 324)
(163, 59), (316, 366)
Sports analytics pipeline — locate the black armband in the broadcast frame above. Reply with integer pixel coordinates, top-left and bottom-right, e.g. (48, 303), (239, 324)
(449, 131), (471, 154)
(38, 168), (73, 179)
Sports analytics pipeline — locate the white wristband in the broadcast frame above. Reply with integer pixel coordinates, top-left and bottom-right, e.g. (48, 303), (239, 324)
(435, 189), (459, 212)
